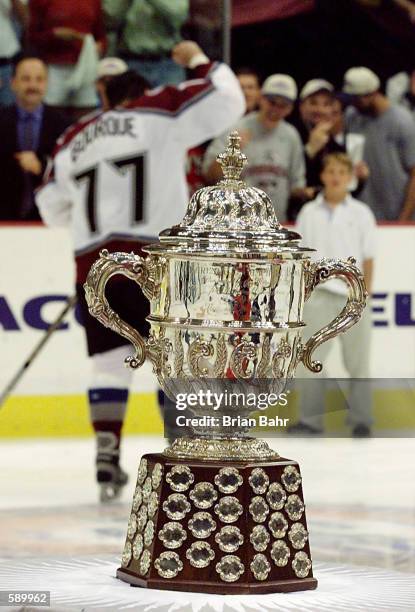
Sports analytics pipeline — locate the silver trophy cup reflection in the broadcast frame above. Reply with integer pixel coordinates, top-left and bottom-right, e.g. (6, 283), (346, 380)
(84, 132), (366, 593)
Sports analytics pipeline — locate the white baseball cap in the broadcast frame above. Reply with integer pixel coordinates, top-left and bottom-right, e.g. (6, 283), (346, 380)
(97, 57), (128, 79)
(343, 67), (380, 96)
(299, 79), (334, 101)
(261, 74), (297, 102)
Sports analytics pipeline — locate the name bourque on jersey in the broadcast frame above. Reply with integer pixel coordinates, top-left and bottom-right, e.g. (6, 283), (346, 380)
(36, 61), (246, 281)
(71, 115), (136, 162)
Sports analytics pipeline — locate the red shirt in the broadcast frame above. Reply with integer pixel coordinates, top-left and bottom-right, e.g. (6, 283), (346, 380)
(28, 0), (106, 65)
(186, 143), (208, 197)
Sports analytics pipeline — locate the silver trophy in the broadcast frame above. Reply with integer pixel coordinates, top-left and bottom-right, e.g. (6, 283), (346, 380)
(85, 132), (366, 593)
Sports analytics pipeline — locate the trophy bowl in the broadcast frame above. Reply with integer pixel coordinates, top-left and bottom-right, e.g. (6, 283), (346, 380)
(84, 132), (366, 594)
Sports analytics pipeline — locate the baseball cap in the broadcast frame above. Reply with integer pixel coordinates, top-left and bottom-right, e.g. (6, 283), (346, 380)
(299, 79), (334, 101)
(343, 67), (380, 96)
(97, 57), (128, 79)
(261, 74), (297, 102)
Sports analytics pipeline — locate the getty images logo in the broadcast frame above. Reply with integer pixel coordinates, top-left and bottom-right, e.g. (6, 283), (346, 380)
(0, 293), (414, 330)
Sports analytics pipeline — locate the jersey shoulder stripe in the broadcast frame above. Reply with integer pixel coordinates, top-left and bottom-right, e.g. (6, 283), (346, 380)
(125, 82), (215, 118)
(125, 61), (219, 116)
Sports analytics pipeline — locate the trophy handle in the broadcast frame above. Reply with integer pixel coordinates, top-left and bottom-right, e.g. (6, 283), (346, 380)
(301, 256), (367, 373)
(84, 249), (163, 369)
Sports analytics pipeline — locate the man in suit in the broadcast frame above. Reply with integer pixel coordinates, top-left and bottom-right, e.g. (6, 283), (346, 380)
(0, 56), (71, 220)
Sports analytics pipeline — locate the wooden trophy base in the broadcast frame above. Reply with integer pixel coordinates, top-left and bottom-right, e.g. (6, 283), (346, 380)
(116, 446), (318, 595)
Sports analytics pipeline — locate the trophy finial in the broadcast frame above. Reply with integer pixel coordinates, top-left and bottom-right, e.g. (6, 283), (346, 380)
(217, 130), (247, 182)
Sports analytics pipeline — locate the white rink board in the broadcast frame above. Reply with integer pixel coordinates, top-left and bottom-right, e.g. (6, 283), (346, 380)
(0, 224), (414, 396)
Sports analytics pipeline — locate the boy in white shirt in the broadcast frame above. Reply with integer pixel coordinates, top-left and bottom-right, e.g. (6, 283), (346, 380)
(292, 152), (376, 437)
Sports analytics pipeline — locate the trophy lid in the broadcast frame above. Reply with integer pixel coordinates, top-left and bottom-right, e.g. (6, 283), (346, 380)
(155, 131), (313, 257)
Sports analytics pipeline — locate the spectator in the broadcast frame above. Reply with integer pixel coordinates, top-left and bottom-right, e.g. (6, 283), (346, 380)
(297, 80), (341, 172)
(386, 69), (415, 120)
(103, 0), (189, 87)
(235, 67), (261, 114)
(0, 0), (28, 106)
(96, 56), (128, 110)
(344, 66), (415, 221)
(290, 152), (376, 438)
(28, 0), (106, 118)
(203, 74), (306, 221)
(0, 56), (70, 220)
(331, 95), (370, 192)
(288, 79), (346, 220)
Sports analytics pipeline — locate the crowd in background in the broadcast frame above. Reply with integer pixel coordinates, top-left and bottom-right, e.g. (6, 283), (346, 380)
(202, 66), (415, 223)
(1, 0), (415, 224)
(0, 0), (190, 115)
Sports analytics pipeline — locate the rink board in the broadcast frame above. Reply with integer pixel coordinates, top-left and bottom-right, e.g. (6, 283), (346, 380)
(0, 224), (414, 437)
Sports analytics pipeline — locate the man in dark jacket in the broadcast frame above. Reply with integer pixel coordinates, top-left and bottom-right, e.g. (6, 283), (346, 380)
(288, 79), (345, 220)
(0, 56), (70, 220)
(296, 79), (345, 184)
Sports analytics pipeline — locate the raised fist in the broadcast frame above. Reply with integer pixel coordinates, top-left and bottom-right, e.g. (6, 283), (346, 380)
(172, 41), (204, 67)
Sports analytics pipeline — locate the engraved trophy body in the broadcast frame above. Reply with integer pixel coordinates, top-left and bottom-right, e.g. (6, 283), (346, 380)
(85, 132), (366, 594)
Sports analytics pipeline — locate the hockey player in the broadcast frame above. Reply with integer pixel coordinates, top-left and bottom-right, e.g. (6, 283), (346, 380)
(36, 41), (245, 502)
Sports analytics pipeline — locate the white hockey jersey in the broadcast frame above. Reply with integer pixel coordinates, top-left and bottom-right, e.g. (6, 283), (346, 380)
(36, 62), (245, 281)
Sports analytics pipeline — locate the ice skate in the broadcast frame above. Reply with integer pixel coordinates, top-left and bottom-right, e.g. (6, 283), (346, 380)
(97, 461), (129, 503)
